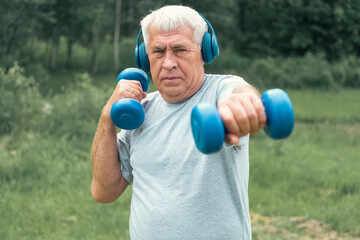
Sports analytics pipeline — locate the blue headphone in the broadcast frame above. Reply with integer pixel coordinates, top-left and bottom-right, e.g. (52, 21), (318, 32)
(134, 14), (219, 72)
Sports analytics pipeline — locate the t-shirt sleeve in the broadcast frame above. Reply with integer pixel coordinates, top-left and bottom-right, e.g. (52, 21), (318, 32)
(217, 75), (249, 103)
(117, 130), (133, 184)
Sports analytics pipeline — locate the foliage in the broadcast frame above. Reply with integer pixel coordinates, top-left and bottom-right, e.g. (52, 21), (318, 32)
(2, 0), (360, 72)
(249, 53), (337, 89)
(206, 47), (250, 74)
(95, 37), (137, 73)
(0, 0), (46, 60)
(208, 51), (360, 90)
(234, 0), (360, 60)
(37, 72), (108, 140)
(332, 56), (360, 88)
(0, 62), (109, 143)
(0, 63), (43, 136)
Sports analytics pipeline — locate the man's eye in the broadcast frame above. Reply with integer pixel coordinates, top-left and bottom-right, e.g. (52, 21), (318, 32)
(175, 49), (186, 52)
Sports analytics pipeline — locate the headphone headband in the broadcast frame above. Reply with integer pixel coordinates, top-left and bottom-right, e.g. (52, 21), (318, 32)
(198, 13), (216, 39)
(135, 13), (219, 72)
(136, 29), (143, 47)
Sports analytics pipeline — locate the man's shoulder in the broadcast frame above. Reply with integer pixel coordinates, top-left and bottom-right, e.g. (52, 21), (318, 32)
(205, 73), (245, 83)
(203, 74), (247, 92)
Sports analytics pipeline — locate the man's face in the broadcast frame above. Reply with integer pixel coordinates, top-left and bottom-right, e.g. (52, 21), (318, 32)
(147, 24), (204, 103)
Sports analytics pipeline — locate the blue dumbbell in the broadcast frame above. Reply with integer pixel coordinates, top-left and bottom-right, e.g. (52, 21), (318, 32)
(110, 68), (150, 130)
(191, 88), (295, 154)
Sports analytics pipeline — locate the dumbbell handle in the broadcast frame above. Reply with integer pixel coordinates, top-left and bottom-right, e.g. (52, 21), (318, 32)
(191, 88), (295, 154)
(110, 68), (150, 130)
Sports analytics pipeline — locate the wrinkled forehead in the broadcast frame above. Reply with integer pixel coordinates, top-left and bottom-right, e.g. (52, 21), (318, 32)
(147, 23), (197, 45)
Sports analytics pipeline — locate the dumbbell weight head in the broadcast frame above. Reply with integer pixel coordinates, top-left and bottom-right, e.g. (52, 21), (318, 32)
(116, 68), (150, 92)
(261, 88), (294, 140)
(191, 88), (295, 154)
(110, 68), (150, 130)
(191, 103), (225, 154)
(111, 98), (145, 130)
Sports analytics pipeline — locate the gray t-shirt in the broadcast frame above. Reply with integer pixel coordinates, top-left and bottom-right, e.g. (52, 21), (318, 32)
(117, 74), (251, 240)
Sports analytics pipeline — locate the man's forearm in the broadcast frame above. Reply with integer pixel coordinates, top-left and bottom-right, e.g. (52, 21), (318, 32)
(90, 108), (128, 203)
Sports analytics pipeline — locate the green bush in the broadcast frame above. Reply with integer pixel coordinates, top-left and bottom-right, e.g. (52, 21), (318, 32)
(25, 63), (51, 86)
(38, 72), (108, 140)
(205, 52), (348, 90)
(95, 37), (137, 74)
(206, 47), (250, 74)
(250, 57), (291, 88)
(248, 53), (338, 89)
(0, 63), (43, 136)
(119, 37), (138, 70)
(334, 56), (360, 88)
(0, 62), (109, 141)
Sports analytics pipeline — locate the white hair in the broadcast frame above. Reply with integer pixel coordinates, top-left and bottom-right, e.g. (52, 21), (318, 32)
(140, 5), (208, 48)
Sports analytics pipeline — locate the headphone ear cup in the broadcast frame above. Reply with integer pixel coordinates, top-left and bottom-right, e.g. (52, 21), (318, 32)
(138, 42), (150, 72)
(201, 32), (214, 64)
(135, 45), (141, 69)
(211, 35), (219, 58)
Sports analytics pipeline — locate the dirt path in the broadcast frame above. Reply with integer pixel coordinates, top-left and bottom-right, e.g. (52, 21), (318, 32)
(251, 213), (360, 240)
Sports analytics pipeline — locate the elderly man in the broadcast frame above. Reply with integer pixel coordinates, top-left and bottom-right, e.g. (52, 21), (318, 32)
(91, 5), (266, 240)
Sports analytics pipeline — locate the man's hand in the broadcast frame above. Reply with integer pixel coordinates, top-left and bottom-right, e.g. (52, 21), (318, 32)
(103, 80), (147, 116)
(217, 86), (267, 145)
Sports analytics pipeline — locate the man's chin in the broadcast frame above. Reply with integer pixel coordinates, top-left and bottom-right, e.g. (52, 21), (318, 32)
(159, 89), (185, 103)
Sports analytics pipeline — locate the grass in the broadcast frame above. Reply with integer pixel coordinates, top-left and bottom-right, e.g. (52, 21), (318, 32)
(250, 89), (360, 236)
(250, 122), (360, 233)
(0, 87), (359, 239)
(287, 88), (360, 122)
(0, 136), (132, 240)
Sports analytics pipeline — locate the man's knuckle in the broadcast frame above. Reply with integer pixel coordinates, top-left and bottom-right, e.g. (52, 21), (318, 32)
(248, 110), (257, 120)
(222, 115), (233, 126)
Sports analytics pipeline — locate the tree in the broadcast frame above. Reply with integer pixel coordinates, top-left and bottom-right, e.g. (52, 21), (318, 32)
(0, 0), (44, 63)
(114, 0), (122, 72)
(233, 0), (360, 60)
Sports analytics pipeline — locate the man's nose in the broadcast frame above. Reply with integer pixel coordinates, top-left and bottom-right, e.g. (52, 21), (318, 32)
(162, 51), (177, 70)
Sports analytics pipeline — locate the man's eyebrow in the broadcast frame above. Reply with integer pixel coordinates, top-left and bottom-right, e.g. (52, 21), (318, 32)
(151, 46), (166, 51)
(151, 44), (187, 49)
(171, 44), (187, 49)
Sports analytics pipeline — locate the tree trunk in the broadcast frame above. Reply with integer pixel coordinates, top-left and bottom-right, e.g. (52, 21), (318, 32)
(50, 28), (58, 70)
(128, 0), (135, 36)
(91, 50), (98, 74)
(50, 40), (58, 70)
(0, 47), (5, 63)
(113, 0), (122, 73)
(66, 38), (73, 69)
(91, 24), (100, 74)
(238, 0), (246, 32)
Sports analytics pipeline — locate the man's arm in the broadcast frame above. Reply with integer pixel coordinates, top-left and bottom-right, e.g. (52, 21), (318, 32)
(91, 80), (146, 203)
(217, 84), (267, 145)
(91, 109), (128, 203)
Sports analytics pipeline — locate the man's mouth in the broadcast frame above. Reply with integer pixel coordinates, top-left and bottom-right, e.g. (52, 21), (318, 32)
(163, 76), (180, 80)
(162, 76), (183, 82)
